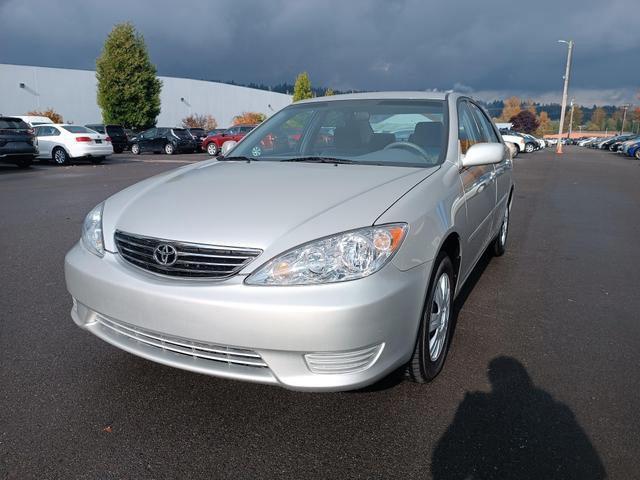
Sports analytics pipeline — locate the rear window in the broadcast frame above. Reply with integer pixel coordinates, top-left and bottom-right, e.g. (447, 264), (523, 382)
(62, 126), (93, 134)
(106, 125), (125, 136)
(189, 128), (205, 135)
(87, 125), (105, 134)
(171, 128), (191, 139)
(0, 118), (30, 129)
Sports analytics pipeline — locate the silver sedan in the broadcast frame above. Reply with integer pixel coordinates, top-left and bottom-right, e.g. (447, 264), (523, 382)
(65, 92), (513, 391)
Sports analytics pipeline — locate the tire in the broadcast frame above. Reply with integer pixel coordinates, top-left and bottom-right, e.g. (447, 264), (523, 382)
(164, 142), (175, 155)
(524, 142), (535, 153)
(113, 147), (124, 154)
(635, 150), (640, 160)
(207, 142), (218, 156)
(15, 156), (33, 169)
(405, 253), (455, 383)
(52, 147), (69, 166)
(90, 156), (105, 165)
(492, 201), (510, 256)
(131, 143), (141, 155)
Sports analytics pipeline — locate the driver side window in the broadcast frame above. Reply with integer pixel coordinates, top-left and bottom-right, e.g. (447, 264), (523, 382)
(458, 101), (482, 154)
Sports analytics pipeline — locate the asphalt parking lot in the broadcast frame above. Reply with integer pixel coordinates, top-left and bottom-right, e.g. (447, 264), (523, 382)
(1, 147), (639, 479)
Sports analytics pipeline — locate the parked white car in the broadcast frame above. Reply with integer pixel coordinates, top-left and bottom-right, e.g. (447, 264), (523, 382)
(13, 115), (54, 127)
(34, 124), (113, 165)
(500, 132), (526, 153)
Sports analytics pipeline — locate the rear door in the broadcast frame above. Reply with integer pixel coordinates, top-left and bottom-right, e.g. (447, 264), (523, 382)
(35, 126), (60, 157)
(139, 128), (157, 152)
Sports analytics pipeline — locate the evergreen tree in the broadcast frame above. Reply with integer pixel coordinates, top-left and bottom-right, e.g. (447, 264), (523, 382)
(293, 72), (313, 102)
(96, 22), (162, 129)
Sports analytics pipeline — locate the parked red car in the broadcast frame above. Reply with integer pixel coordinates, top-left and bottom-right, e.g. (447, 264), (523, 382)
(202, 124), (257, 156)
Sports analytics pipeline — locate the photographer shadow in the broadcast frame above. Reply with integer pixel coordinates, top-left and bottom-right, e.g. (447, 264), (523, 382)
(432, 356), (606, 480)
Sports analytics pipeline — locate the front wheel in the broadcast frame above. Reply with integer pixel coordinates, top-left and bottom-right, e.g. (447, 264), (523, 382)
(405, 253), (454, 383)
(525, 143), (535, 153)
(131, 143), (141, 155)
(207, 143), (218, 156)
(164, 142), (175, 155)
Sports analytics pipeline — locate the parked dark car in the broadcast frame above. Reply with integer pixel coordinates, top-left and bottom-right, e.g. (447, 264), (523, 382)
(85, 124), (128, 153)
(187, 128), (207, 151)
(0, 116), (38, 168)
(129, 127), (197, 155)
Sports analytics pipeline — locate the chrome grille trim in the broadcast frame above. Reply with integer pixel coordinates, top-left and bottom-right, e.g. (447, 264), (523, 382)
(96, 315), (269, 368)
(114, 230), (261, 279)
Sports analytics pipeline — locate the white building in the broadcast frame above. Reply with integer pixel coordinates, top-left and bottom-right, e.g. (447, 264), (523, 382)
(0, 63), (291, 128)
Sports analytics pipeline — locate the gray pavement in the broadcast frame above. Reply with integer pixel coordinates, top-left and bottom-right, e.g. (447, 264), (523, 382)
(1, 147), (638, 479)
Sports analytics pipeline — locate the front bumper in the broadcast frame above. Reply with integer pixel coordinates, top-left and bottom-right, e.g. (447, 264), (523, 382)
(65, 242), (430, 391)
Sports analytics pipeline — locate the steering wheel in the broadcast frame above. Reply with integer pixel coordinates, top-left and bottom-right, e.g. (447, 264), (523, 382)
(383, 141), (431, 160)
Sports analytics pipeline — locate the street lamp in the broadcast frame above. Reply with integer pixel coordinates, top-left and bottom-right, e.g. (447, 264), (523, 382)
(567, 97), (575, 140)
(556, 40), (574, 154)
(620, 104), (630, 135)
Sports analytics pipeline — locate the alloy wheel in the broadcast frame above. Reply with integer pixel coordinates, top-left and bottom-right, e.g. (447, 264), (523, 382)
(207, 143), (218, 156)
(429, 273), (451, 361)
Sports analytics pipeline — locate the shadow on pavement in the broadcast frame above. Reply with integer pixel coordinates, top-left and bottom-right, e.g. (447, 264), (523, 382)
(432, 356), (606, 480)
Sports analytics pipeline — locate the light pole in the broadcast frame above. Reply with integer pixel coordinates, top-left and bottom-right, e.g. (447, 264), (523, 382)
(620, 104), (629, 134)
(556, 40), (574, 154)
(567, 97), (575, 140)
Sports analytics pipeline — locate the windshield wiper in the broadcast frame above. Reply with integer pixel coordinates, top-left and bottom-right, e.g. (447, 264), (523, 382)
(217, 156), (257, 162)
(280, 156), (357, 164)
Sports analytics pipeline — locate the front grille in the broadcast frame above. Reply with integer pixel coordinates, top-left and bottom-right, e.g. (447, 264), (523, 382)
(97, 315), (268, 368)
(114, 231), (261, 279)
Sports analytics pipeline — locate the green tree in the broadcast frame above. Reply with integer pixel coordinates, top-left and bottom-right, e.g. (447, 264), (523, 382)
(324, 88), (335, 96)
(96, 22), (162, 129)
(293, 72), (313, 102)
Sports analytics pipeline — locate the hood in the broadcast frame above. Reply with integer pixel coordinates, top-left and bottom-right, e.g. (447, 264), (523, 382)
(102, 160), (436, 265)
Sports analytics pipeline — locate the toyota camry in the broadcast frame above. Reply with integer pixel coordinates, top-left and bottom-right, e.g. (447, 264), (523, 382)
(65, 92), (513, 391)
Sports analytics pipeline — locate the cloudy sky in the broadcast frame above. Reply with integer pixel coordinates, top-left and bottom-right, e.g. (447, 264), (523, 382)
(0, 0), (637, 105)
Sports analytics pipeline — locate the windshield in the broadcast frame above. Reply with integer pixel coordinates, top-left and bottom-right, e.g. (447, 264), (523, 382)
(230, 99), (447, 167)
(62, 125), (93, 134)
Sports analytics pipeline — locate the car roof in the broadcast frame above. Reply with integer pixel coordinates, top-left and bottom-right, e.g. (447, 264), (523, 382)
(294, 91), (450, 104)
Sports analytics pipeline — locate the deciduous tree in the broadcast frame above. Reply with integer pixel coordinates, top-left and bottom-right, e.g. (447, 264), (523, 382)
(499, 97), (522, 122)
(563, 105), (583, 131)
(509, 110), (539, 134)
(293, 72), (313, 102)
(96, 22), (162, 129)
(535, 111), (552, 136)
(588, 107), (607, 130)
(27, 108), (63, 123)
(232, 112), (266, 125)
(181, 114), (218, 130)
(324, 88), (335, 96)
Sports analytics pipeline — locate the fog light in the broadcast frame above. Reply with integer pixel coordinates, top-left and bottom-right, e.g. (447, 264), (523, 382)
(304, 343), (384, 374)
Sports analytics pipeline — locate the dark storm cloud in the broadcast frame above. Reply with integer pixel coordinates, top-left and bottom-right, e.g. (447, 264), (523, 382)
(0, 0), (637, 103)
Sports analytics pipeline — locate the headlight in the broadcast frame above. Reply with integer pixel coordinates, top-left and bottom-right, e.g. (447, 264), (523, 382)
(245, 224), (408, 286)
(81, 203), (105, 257)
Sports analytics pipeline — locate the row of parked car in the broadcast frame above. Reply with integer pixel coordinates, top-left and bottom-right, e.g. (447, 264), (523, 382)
(576, 133), (640, 159)
(0, 113), (259, 168)
(499, 129), (548, 154)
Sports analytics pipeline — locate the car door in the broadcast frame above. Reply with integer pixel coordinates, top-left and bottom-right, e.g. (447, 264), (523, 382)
(469, 102), (511, 235)
(36, 126), (59, 157)
(139, 128), (156, 152)
(457, 100), (497, 279)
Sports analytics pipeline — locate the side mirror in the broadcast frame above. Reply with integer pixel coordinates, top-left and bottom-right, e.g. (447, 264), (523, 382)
(505, 142), (518, 158)
(462, 143), (504, 168)
(220, 140), (238, 156)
